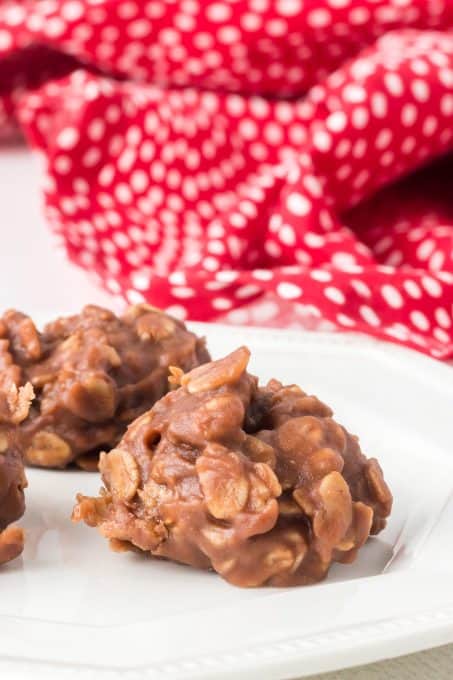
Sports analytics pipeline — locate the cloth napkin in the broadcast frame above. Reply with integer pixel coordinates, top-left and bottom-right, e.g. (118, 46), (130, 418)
(1, 0), (452, 358)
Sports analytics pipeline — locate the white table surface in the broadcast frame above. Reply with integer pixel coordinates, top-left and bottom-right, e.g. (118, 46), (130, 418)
(1, 144), (452, 680)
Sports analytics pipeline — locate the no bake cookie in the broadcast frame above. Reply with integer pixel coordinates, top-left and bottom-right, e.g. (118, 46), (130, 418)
(0, 304), (209, 469)
(73, 347), (392, 587)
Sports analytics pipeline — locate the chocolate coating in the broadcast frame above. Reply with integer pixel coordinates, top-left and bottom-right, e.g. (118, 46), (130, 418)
(0, 304), (210, 469)
(73, 347), (392, 587)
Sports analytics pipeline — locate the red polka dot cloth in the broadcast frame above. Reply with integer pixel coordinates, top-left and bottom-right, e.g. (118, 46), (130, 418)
(1, 1), (453, 358)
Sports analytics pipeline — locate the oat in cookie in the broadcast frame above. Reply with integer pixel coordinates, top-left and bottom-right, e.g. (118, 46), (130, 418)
(0, 304), (210, 469)
(73, 347), (392, 587)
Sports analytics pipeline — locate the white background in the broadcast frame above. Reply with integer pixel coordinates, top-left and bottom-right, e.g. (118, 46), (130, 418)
(0, 144), (113, 315)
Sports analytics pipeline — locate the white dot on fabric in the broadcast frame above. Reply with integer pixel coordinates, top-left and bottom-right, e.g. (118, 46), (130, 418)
(126, 289), (146, 305)
(54, 155), (72, 174)
(87, 119), (106, 141)
(206, 3), (231, 22)
(127, 19), (152, 39)
(349, 7), (370, 24)
(203, 257), (220, 271)
(360, 305), (380, 327)
(266, 19), (287, 37)
(324, 287), (346, 304)
(218, 26), (241, 44)
(311, 269), (332, 282)
(385, 325), (409, 341)
(429, 250), (445, 271)
(235, 284), (261, 299)
(165, 305), (188, 321)
(82, 148), (101, 167)
(337, 313), (356, 327)
(212, 297), (233, 310)
(400, 136), (416, 154)
(171, 287), (196, 299)
(115, 183), (133, 204)
(304, 175), (322, 197)
(381, 151), (395, 167)
(305, 233), (325, 248)
(226, 308), (249, 324)
(208, 240), (226, 255)
(286, 192), (311, 216)
(336, 164), (351, 180)
(313, 130), (332, 152)
(411, 79), (430, 102)
(435, 307), (451, 329)
(438, 272), (453, 284)
(168, 271), (187, 286)
(421, 276), (442, 298)
(441, 94), (453, 117)
(44, 17), (66, 38)
(331, 253), (359, 270)
(401, 103), (417, 127)
(403, 280), (422, 299)
(277, 282), (303, 299)
(130, 170), (149, 193)
(370, 92), (388, 118)
(410, 310), (430, 331)
(0, 30), (13, 51)
(326, 111), (347, 133)
(423, 116), (438, 136)
(239, 118), (258, 140)
(351, 279), (371, 298)
(62, 1), (84, 21)
(278, 224), (297, 246)
(353, 169), (369, 189)
(56, 127), (79, 149)
(384, 72), (404, 96)
(381, 284), (404, 309)
(216, 270), (239, 283)
(277, 0), (302, 15)
(307, 8), (331, 28)
(343, 84), (367, 103)
(351, 107), (369, 129)
(251, 301), (280, 323)
(252, 269), (274, 281)
(434, 327), (450, 344)
(131, 271), (151, 291)
(416, 239), (435, 260)
(376, 129), (392, 149)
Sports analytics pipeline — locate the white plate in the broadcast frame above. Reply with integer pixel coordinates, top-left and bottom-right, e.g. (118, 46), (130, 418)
(1, 324), (453, 680)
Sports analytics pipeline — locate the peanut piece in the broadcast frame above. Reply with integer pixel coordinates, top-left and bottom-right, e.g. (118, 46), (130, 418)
(0, 526), (24, 565)
(243, 435), (276, 467)
(0, 433), (8, 453)
(314, 472), (352, 545)
(26, 431), (71, 467)
(66, 375), (116, 422)
(197, 448), (249, 520)
(309, 447), (344, 478)
(182, 347), (250, 394)
(17, 318), (42, 361)
(136, 312), (176, 341)
(123, 303), (160, 321)
(100, 449), (140, 501)
(365, 458), (393, 507)
(277, 416), (324, 455)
